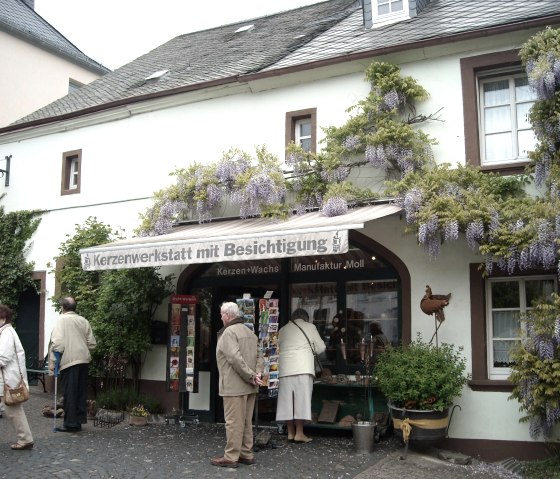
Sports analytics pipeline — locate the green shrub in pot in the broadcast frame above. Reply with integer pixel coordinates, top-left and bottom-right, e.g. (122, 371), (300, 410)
(374, 334), (469, 411)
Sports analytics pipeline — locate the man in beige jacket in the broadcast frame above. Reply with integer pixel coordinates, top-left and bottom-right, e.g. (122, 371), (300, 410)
(212, 302), (263, 468)
(49, 297), (96, 432)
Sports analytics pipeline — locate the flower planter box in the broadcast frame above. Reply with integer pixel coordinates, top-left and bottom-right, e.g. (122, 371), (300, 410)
(389, 403), (449, 444)
(129, 415), (148, 426)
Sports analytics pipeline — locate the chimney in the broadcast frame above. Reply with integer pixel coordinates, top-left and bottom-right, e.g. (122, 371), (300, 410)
(21, 0), (35, 9)
(362, 0), (372, 29)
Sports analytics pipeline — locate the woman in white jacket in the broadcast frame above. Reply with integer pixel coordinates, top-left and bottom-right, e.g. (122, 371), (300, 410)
(0, 304), (34, 450)
(276, 308), (326, 443)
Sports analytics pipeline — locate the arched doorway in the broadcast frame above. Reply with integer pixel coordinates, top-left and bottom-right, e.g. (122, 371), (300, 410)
(176, 230), (411, 424)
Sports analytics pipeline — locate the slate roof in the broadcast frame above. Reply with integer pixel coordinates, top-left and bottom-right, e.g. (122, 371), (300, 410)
(4, 0), (560, 131)
(0, 0), (109, 75)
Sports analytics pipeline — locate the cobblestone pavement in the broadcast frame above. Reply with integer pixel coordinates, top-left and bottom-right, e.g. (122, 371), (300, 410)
(0, 387), (522, 479)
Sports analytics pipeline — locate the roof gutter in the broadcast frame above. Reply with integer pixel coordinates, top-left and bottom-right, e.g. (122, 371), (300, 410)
(1, 13), (559, 136)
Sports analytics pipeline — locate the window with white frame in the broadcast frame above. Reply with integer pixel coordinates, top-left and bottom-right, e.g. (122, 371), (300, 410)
(69, 157), (79, 189)
(295, 118), (312, 152)
(372, 0), (408, 26)
(377, 0), (403, 15)
(478, 71), (537, 166)
(486, 276), (556, 379)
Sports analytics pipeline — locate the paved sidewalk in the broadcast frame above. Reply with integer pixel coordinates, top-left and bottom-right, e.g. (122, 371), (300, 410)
(0, 386), (522, 478)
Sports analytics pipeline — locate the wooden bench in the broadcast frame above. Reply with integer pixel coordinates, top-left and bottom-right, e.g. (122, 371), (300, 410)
(26, 356), (49, 393)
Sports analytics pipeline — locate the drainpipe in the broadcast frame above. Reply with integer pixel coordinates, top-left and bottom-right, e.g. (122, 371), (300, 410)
(362, 0), (372, 29)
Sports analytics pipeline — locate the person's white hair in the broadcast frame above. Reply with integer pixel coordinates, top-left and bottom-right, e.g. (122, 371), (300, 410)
(220, 302), (240, 318)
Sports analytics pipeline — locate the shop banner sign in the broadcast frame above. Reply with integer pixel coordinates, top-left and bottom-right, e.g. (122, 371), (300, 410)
(81, 230), (349, 271)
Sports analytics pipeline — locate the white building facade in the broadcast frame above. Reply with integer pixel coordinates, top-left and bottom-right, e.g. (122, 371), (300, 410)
(0, 0), (559, 460)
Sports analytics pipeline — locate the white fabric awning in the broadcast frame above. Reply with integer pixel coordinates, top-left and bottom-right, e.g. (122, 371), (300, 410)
(80, 203), (401, 270)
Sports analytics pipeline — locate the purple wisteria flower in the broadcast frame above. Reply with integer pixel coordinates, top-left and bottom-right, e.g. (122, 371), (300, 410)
(321, 197), (348, 217)
(466, 219), (484, 250)
(506, 246), (518, 274)
(425, 236), (441, 258)
(554, 318), (560, 343)
(215, 156), (251, 183)
(380, 89), (404, 111)
(546, 407), (560, 429)
(365, 145), (390, 170)
(529, 416), (542, 440)
(401, 187), (423, 224)
(534, 335), (554, 360)
(343, 135), (361, 151)
(334, 166), (351, 181)
(153, 217), (173, 235)
(489, 210), (500, 235)
(485, 254), (494, 274)
(443, 219), (459, 242)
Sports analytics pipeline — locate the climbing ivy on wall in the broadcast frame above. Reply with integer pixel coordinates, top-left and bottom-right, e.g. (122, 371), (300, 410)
(0, 195), (42, 320)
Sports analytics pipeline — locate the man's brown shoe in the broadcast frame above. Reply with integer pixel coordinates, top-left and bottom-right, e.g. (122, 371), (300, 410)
(238, 456), (256, 465)
(211, 456), (238, 468)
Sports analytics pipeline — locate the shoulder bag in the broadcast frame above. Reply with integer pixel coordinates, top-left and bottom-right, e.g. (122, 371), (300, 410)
(1, 330), (30, 406)
(290, 320), (323, 377)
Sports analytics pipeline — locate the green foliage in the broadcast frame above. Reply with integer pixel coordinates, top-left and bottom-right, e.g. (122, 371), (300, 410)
(0, 196), (43, 319)
(91, 267), (174, 384)
(508, 294), (560, 439)
(374, 335), (469, 411)
(389, 164), (525, 231)
(520, 26), (560, 64)
(50, 217), (114, 320)
(523, 454), (560, 479)
(95, 388), (163, 414)
(137, 146), (287, 234)
(52, 217), (174, 388)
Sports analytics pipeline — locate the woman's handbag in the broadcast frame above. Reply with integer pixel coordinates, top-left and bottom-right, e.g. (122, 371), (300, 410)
(4, 381), (30, 405)
(290, 320), (323, 377)
(1, 331), (30, 406)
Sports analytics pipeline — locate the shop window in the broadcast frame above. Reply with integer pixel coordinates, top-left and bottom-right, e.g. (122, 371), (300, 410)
(61, 149), (81, 195)
(469, 264), (557, 390)
(285, 108), (317, 153)
(290, 278), (398, 375)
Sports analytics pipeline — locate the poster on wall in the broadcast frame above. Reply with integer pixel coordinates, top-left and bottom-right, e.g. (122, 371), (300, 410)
(167, 294), (199, 393)
(258, 293), (280, 398)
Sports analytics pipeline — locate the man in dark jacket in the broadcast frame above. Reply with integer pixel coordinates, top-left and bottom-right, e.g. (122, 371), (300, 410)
(211, 302), (263, 468)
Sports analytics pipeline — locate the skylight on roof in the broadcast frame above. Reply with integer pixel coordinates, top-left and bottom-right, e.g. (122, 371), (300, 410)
(235, 24), (254, 33)
(145, 70), (169, 81)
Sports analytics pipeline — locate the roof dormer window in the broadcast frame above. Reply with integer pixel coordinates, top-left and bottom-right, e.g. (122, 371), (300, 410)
(377, 0), (403, 15)
(364, 0), (413, 28)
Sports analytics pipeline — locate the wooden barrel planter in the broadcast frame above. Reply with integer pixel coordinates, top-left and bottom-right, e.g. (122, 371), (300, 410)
(389, 403), (449, 445)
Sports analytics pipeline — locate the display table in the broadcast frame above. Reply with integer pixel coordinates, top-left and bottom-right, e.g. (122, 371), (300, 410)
(310, 381), (389, 430)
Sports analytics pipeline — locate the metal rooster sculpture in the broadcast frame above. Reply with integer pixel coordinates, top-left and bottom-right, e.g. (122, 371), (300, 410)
(420, 285), (451, 345)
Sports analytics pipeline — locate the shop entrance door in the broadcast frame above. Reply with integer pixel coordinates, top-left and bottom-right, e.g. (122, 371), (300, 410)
(214, 285), (279, 425)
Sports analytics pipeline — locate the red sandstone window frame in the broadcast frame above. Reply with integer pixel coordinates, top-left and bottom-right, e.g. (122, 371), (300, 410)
(461, 50), (532, 175)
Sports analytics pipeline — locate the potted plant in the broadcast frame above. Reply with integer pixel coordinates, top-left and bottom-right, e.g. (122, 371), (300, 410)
(129, 404), (150, 426)
(374, 334), (468, 445)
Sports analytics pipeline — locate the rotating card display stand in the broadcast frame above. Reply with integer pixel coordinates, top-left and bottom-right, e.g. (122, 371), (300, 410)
(167, 294), (200, 427)
(238, 292), (280, 437)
